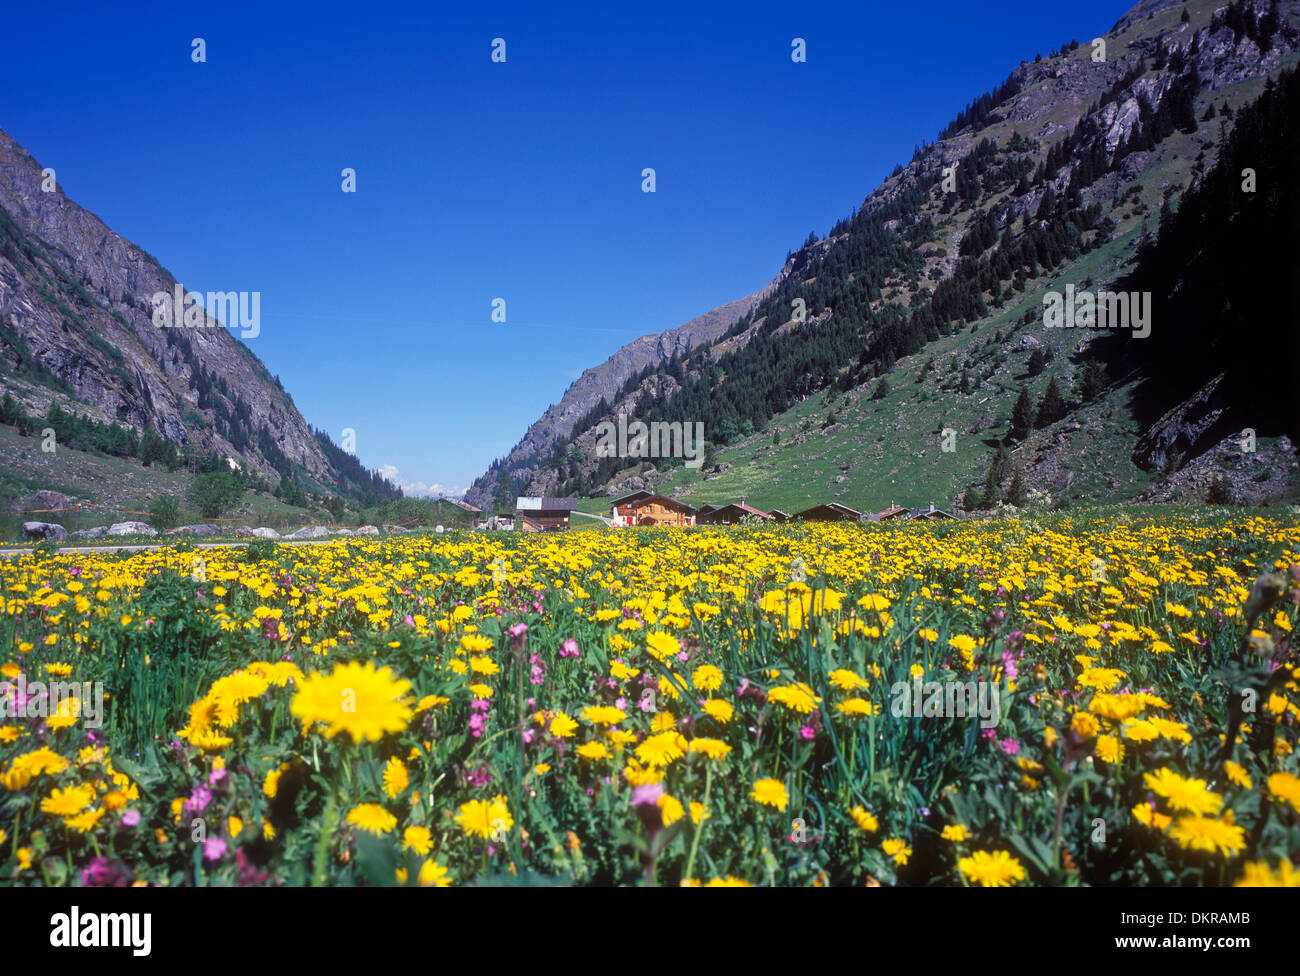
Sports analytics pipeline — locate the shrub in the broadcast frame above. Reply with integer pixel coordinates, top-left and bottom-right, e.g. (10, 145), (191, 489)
(189, 470), (243, 518)
(148, 495), (181, 530)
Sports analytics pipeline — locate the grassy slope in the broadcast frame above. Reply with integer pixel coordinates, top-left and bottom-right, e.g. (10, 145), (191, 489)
(0, 421), (320, 538)
(621, 41), (1300, 516)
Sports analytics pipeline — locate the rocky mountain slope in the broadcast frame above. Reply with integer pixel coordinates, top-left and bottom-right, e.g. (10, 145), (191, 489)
(469, 0), (1300, 513)
(0, 126), (389, 498)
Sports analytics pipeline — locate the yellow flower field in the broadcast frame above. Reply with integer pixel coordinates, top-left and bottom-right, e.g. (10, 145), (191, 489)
(1, 511), (1297, 886)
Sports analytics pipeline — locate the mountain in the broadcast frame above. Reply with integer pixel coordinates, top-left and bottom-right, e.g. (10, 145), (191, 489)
(467, 0), (1300, 513)
(0, 126), (397, 503)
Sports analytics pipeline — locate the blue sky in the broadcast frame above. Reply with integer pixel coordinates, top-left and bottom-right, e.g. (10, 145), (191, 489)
(1, 0), (1135, 495)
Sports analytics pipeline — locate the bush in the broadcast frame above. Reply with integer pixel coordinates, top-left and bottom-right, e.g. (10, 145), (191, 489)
(148, 495), (181, 530)
(1207, 474), (1235, 505)
(244, 539), (278, 563)
(189, 470), (243, 518)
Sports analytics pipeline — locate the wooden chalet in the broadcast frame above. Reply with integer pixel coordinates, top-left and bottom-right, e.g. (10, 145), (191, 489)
(697, 502), (772, 525)
(906, 501), (958, 521)
(514, 496), (578, 531)
(874, 502), (909, 522)
(768, 509), (793, 523)
(791, 502), (863, 523)
(610, 491), (698, 527)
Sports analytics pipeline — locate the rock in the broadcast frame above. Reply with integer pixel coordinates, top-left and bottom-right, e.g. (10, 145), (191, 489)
(250, 527), (281, 539)
(1131, 373), (1230, 471)
(611, 476), (651, 494)
(286, 525), (330, 539)
(108, 521), (157, 537)
(334, 528), (354, 536)
(355, 525), (380, 536)
(165, 523), (220, 537)
(23, 521), (67, 541)
(70, 526), (109, 540)
(20, 490), (72, 513)
(381, 525), (410, 534)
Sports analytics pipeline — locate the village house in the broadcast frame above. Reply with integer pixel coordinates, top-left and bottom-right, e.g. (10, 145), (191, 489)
(873, 502), (909, 522)
(514, 497), (578, 531)
(906, 501), (957, 521)
(610, 490), (698, 527)
(697, 501), (772, 525)
(791, 502), (863, 523)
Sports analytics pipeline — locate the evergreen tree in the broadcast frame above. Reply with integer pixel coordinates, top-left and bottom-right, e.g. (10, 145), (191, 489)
(1036, 375), (1066, 428)
(1079, 360), (1108, 402)
(980, 443), (1010, 508)
(1026, 347), (1046, 377)
(1011, 386), (1035, 440)
(1006, 466), (1028, 506)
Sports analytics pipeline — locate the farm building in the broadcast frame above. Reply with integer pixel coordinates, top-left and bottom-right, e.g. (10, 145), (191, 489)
(697, 502), (772, 525)
(791, 502), (863, 523)
(768, 509), (793, 523)
(514, 497), (578, 531)
(874, 503), (909, 522)
(906, 502), (958, 521)
(611, 491), (698, 527)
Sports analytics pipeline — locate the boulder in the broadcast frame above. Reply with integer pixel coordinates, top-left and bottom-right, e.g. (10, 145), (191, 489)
(21, 490), (72, 512)
(165, 524), (220, 537)
(355, 525), (380, 536)
(381, 525), (410, 534)
(70, 526), (109, 540)
(108, 521), (157, 537)
(286, 525), (330, 539)
(23, 521), (67, 542)
(333, 527), (354, 536)
(250, 527), (281, 539)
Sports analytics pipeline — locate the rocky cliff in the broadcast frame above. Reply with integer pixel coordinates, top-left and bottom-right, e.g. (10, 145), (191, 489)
(0, 126), (338, 484)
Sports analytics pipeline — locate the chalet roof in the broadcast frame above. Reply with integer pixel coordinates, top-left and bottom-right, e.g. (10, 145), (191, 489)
(793, 502), (863, 520)
(616, 492), (698, 514)
(610, 489), (655, 507)
(447, 498), (482, 513)
(907, 508), (958, 520)
(515, 497), (579, 511)
(875, 505), (908, 519)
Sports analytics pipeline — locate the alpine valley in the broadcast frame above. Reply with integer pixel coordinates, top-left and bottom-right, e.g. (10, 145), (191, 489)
(466, 0), (1300, 517)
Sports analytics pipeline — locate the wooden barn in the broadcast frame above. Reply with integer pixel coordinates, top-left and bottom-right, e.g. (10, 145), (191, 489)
(697, 502), (772, 525)
(611, 491), (698, 527)
(791, 502), (863, 523)
(514, 497), (578, 531)
(874, 503), (909, 522)
(907, 501), (958, 521)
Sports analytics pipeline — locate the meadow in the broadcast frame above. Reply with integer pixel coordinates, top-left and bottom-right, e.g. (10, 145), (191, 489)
(1, 510), (1298, 887)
